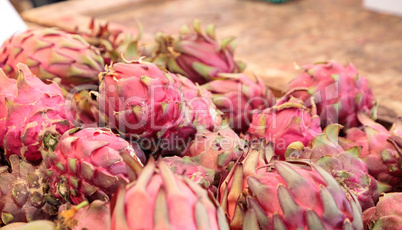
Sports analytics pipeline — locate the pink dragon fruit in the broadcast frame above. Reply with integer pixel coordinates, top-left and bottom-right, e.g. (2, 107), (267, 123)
(0, 28), (104, 91)
(202, 73), (276, 133)
(286, 60), (377, 129)
(98, 61), (222, 155)
(286, 124), (390, 211)
(42, 127), (143, 204)
(175, 74), (223, 132)
(362, 192), (402, 230)
(1, 64), (72, 162)
(159, 156), (215, 189)
(98, 61), (188, 146)
(219, 148), (363, 229)
(343, 113), (402, 189)
(110, 158), (229, 230)
(0, 69), (17, 143)
(183, 124), (246, 174)
(247, 93), (322, 157)
(144, 20), (245, 84)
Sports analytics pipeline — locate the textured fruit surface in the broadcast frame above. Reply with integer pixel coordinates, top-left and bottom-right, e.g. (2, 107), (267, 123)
(0, 155), (59, 225)
(219, 151), (363, 229)
(66, 89), (102, 128)
(344, 113), (402, 189)
(248, 94), (322, 157)
(0, 28), (104, 90)
(202, 73), (276, 133)
(183, 125), (246, 173)
(362, 193), (402, 230)
(286, 124), (390, 211)
(98, 61), (187, 141)
(42, 127), (142, 204)
(1, 64), (72, 162)
(145, 20), (244, 84)
(287, 60), (376, 129)
(57, 200), (110, 230)
(0, 70), (17, 143)
(159, 156), (215, 189)
(98, 61), (222, 155)
(76, 19), (141, 64)
(110, 159), (229, 230)
(177, 74), (223, 132)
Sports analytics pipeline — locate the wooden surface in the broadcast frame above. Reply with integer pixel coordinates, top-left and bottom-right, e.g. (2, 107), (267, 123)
(21, 0), (402, 124)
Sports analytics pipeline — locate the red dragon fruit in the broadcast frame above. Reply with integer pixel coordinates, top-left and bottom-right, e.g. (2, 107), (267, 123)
(159, 156), (215, 189)
(0, 69), (17, 143)
(98, 61), (222, 155)
(42, 127), (143, 204)
(75, 19), (142, 64)
(144, 20), (245, 84)
(1, 64), (72, 162)
(247, 93), (322, 157)
(362, 192), (402, 230)
(286, 124), (390, 211)
(343, 113), (402, 189)
(286, 60), (377, 129)
(110, 158), (229, 230)
(202, 73), (276, 133)
(219, 148), (363, 229)
(0, 28), (104, 91)
(98, 61), (187, 146)
(183, 124), (246, 174)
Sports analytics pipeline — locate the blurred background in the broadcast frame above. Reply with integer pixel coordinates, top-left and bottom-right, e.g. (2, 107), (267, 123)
(10, 0), (65, 12)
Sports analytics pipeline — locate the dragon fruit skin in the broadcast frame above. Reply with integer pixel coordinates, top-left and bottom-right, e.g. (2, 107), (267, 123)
(183, 125), (246, 174)
(159, 156), (215, 189)
(0, 28), (104, 90)
(343, 113), (402, 189)
(177, 74), (223, 131)
(42, 127), (143, 205)
(0, 155), (59, 225)
(202, 73), (276, 133)
(219, 148), (363, 229)
(247, 94), (322, 157)
(98, 61), (187, 139)
(286, 124), (390, 211)
(98, 61), (222, 155)
(0, 69), (17, 142)
(110, 158), (229, 230)
(58, 200), (111, 230)
(1, 64), (72, 162)
(362, 193), (402, 230)
(66, 89), (104, 128)
(146, 20), (245, 85)
(75, 19), (141, 64)
(287, 60), (376, 129)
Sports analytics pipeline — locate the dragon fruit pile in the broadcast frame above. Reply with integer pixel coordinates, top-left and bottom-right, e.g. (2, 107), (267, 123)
(0, 19), (401, 230)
